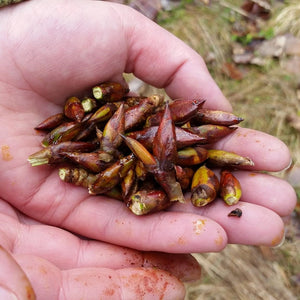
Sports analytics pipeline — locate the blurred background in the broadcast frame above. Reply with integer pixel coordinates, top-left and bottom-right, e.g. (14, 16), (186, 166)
(105, 0), (300, 299)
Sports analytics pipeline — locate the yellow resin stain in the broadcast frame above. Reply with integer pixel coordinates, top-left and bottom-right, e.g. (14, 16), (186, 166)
(177, 236), (186, 245)
(215, 234), (224, 246)
(237, 132), (248, 138)
(1, 145), (13, 161)
(193, 219), (206, 235)
(249, 173), (257, 177)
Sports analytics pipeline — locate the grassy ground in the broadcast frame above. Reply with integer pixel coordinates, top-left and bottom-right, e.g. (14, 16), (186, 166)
(153, 1), (300, 299)
(157, 1), (300, 156)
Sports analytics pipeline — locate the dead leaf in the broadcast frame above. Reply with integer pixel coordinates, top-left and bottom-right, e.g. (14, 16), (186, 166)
(259, 246), (276, 261)
(222, 62), (243, 80)
(251, 0), (271, 11)
(241, 0), (271, 20)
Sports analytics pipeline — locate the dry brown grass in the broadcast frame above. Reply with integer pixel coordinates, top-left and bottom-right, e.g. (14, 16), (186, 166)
(273, 1), (300, 38)
(158, 1), (300, 157)
(185, 215), (300, 299)
(187, 244), (299, 300)
(155, 1), (300, 299)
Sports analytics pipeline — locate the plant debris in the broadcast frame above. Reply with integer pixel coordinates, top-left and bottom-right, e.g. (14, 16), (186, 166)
(228, 208), (243, 217)
(28, 81), (253, 215)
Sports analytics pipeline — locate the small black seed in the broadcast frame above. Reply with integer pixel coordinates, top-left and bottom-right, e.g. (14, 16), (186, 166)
(228, 208), (242, 218)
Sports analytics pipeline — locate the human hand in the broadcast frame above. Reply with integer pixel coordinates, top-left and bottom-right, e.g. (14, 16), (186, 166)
(0, 0), (296, 257)
(0, 199), (201, 299)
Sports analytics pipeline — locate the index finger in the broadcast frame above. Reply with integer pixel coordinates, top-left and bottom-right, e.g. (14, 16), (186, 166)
(123, 7), (232, 110)
(3, 0), (231, 110)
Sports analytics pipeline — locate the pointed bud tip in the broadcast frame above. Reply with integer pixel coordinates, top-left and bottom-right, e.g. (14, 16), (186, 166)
(195, 99), (206, 107)
(88, 187), (97, 195)
(246, 157), (255, 166)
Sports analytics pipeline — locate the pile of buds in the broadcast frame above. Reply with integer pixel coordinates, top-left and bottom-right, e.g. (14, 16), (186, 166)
(28, 81), (254, 215)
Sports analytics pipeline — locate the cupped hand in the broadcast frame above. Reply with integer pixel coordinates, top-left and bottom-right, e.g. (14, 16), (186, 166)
(0, 0), (296, 257)
(0, 199), (200, 299)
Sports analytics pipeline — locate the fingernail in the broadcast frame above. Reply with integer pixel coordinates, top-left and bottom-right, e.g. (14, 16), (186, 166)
(283, 158), (293, 172)
(271, 233), (285, 249)
(0, 286), (18, 300)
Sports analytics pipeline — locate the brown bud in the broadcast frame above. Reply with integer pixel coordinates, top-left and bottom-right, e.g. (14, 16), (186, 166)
(92, 82), (129, 102)
(28, 141), (96, 166)
(126, 126), (158, 150)
(101, 103), (125, 155)
(125, 95), (163, 131)
(41, 122), (83, 146)
(192, 109), (243, 126)
(34, 113), (65, 131)
(128, 189), (171, 215)
(153, 104), (177, 171)
(73, 122), (96, 141)
(121, 168), (137, 200)
(135, 160), (147, 181)
(174, 165), (194, 190)
(121, 135), (157, 171)
(64, 96), (85, 122)
(105, 187), (123, 201)
(219, 169), (242, 205)
(191, 165), (219, 207)
(176, 146), (208, 166)
(174, 127), (207, 149)
(88, 154), (135, 195)
(189, 125), (237, 144)
(64, 151), (114, 173)
(207, 149), (254, 168)
(59, 167), (97, 188)
(88, 103), (118, 124)
(146, 99), (204, 126)
(154, 168), (185, 203)
(126, 126), (206, 151)
(123, 96), (147, 107)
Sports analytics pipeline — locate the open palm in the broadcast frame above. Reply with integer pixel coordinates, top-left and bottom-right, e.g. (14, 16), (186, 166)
(0, 0), (297, 298)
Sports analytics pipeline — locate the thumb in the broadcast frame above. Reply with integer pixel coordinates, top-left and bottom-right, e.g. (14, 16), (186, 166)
(0, 245), (35, 300)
